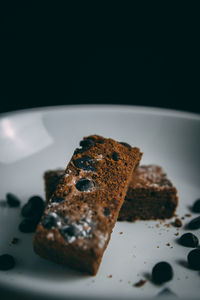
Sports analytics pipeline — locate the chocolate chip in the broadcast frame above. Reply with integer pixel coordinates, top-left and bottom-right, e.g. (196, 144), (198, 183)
(120, 142), (132, 148)
(21, 196), (45, 218)
(179, 233), (199, 248)
(73, 156), (97, 172)
(188, 216), (200, 230)
(152, 262), (173, 284)
(0, 254), (15, 270)
(74, 148), (85, 155)
(192, 199), (200, 213)
(19, 218), (38, 233)
(42, 214), (58, 229)
(60, 224), (80, 238)
(51, 196), (65, 203)
(104, 207), (110, 217)
(80, 138), (95, 149)
(6, 193), (21, 207)
(59, 224), (83, 243)
(75, 178), (94, 192)
(112, 152), (119, 161)
(187, 249), (200, 270)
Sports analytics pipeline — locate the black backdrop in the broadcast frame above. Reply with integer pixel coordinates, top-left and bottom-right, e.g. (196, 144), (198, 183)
(1, 3), (200, 115)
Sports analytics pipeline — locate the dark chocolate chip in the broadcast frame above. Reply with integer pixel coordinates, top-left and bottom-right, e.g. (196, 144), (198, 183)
(19, 218), (38, 233)
(104, 207), (110, 217)
(120, 142), (132, 148)
(73, 156), (97, 172)
(152, 262), (173, 284)
(188, 216), (200, 230)
(6, 193), (21, 207)
(74, 147), (85, 155)
(187, 249), (200, 270)
(179, 233), (199, 248)
(60, 224), (80, 238)
(192, 199), (200, 213)
(112, 152), (119, 161)
(42, 214), (58, 229)
(51, 196), (65, 203)
(21, 196), (45, 218)
(80, 138), (95, 149)
(0, 254), (15, 270)
(75, 178), (94, 192)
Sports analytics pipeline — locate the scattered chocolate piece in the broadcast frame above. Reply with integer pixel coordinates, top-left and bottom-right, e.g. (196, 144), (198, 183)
(21, 195), (45, 218)
(134, 279), (147, 287)
(173, 218), (182, 228)
(11, 237), (19, 245)
(75, 178), (94, 192)
(179, 233), (199, 248)
(166, 243), (170, 246)
(0, 254), (15, 270)
(188, 216), (200, 230)
(192, 199), (200, 213)
(6, 193), (21, 207)
(19, 218), (38, 233)
(152, 262), (173, 284)
(108, 274), (112, 278)
(187, 249), (200, 270)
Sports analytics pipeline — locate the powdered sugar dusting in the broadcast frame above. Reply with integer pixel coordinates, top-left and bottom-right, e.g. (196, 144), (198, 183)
(136, 165), (171, 189)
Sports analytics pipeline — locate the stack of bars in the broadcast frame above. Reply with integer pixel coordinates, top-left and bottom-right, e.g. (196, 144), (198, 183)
(34, 135), (178, 275)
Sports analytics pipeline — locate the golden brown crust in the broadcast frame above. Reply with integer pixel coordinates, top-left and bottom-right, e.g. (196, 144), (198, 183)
(34, 135), (142, 275)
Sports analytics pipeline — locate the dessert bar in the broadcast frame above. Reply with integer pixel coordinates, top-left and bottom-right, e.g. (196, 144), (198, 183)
(34, 135), (142, 275)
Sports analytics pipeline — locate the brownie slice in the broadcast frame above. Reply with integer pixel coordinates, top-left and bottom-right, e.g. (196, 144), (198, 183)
(119, 165), (178, 221)
(34, 135), (142, 275)
(44, 165), (178, 223)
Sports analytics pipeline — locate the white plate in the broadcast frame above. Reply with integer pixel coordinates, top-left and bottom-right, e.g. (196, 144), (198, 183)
(0, 105), (199, 300)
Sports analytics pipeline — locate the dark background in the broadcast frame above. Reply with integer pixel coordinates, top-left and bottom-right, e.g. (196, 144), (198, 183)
(1, 3), (200, 115)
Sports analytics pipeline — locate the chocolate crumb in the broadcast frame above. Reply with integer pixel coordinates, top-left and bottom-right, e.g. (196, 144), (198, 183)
(134, 279), (147, 287)
(108, 274), (112, 278)
(166, 243), (170, 246)
(185, 213), (192, 217)
(119, 232), (123, 235)
(173, 218), (182, 228)
(164, 223), (171, 228)
(175, 232), (179, 236)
